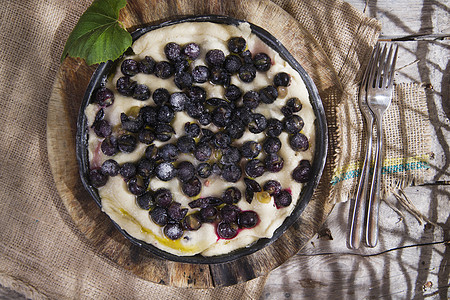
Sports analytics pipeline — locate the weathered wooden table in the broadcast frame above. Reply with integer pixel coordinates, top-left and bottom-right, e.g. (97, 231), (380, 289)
(262, 0), (450, 299)
(0, 0), (448, 299)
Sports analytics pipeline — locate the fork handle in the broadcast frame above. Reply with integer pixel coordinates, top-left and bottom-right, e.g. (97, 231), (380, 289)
(348, 117), (373, 249)
(366, 118), (383, 247)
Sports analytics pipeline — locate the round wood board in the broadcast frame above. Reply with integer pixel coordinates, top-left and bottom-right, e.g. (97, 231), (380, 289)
(47, 0), (340, 288)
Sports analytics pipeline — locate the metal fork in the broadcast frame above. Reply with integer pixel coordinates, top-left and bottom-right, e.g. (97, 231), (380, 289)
(347, 45), (376, 250)
(365, 42), (398, 247)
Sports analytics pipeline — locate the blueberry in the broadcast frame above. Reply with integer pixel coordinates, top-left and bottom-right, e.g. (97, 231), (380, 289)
(253, 53), (271, 71)
(155, 162), (176, 181)
(152, 88), (170, 105)
(222, 187), (241, 204)
(174, 58), (189, 73)
(226, 120), (245, 139)
(237, 211), (259, 228)
(92, 119), (112, 138)
(263, 137), (282, 153)
(137, 56), (156, 74)
(127, 177), (146, 195)
(224, 84), (242, 102)
(200, 206), (218, 223)
(265, 153), (284, 172)
(259, 85), (278, 104)
(139, 106), (158, 126)
(235, 106), (253, 125)
(167, 202), (188, 221)
(155, 123), (175, 142)
(188, 196), (222, 208)
(200, 129), (214, 143)
(184, 122), (200, 137)
(138, 128), (155, 144)
(164, 223), (184, 240)
(182, 213), (202, 231)
(151, 207), (168, 226)
(292, 160), (312, 183)
(119, 162), (136, 179)
(101, 136), (118, 156)
(168, 92), (187, 112)
(89, 169), (108, 188)
(154, 188), (172, 207)
(212, 163), (222, 176)
(228, 37), (246, 54)
(198, 112), (211, 126)
(158, 143), (179, 162)
(245, 159), (265, 178)
(220, 146), (241, 165)
(263, 180), (282, 195)
(281, 106), (293, 117)
(136, 158), (155, 178)
(240, 49), (253, 64)
(176, 161), (195, 183)
(243, 90), (260, 109)
(241, 141), (261, 159)
(176, 135), (195, 153)
(120, 112), (143, 133)
(192, 65), (210, 83)
(244, 177), (262, 193)
(94, 108), (104, 122)
(248, 113), (267, 134)
(166, 223), (188, 240)
(116, 76), (136, 96)
(145, 144), (158, 160)
(220, 205), (240, 223)
(286, 97), (302, 112)
(194, 142), (212, 161)
(224, 55), (242, 74)
(187, 85), (206, 101)
(121, 59), (139, 76)
(95, 87), (114, 107)
(132, 84), (151, 101)
(197, 162), (212, 178)
(221, 164), (242, 183)
(174, 71), (193, 89)
(117, 134), (137, 153)
(210, 66), (230, 85)
(101, 159), (119, 176)
(154, 61), (174, 79)
(182, 42), (200, 60)
(213, 132), (231, 149)
(212, 105), (232, 128)
(157, 105), (174, 123)
(205, 49), (225, 66)
(289, 132), (309, 151)
(266, 118), (283, 137)
(185, 100), (204, 119)
(136, 191), (154, 210)
(274, 190), (292, 208)
(274, 72), (291, 87)
(238, 64), (256, 82)
(164, 42), (182, 61)
(283, 115), (304, 134)
(217, 221), (238, 239)
(182, 176), (201, 197)
(206, 97), (228, 107)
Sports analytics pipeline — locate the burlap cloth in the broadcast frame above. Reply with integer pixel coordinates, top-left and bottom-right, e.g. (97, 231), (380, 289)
(0, 0), (432, 299)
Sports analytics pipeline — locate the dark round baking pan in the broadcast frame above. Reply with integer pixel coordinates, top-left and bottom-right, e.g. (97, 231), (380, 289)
(76, 15), (328, 264)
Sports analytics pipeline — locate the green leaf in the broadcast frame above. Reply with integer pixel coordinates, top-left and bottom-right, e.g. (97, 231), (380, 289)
(61, 0), (132, 65)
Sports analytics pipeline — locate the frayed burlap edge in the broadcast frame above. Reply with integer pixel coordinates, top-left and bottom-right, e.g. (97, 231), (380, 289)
(0, 272), (48, 300)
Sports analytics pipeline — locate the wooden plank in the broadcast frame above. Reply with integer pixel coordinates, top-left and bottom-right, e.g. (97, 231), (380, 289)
(262, 184), (450, 299)
(345, 0), (450, 38)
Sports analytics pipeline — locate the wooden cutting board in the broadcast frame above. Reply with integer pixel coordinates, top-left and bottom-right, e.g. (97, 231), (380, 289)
(47, 0), (340, 288)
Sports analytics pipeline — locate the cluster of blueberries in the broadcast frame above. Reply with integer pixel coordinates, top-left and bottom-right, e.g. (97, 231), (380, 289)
(88, 37), (313, 240)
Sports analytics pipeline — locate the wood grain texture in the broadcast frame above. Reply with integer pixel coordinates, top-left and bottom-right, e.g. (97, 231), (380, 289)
(47, 0), (340, 288)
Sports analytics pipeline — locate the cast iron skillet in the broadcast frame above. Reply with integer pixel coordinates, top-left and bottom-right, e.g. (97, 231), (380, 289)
(76, 15), (328, 264)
